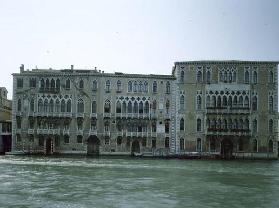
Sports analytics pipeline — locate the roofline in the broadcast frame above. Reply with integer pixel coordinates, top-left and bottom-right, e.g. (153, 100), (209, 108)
(174, 60), (279, 65)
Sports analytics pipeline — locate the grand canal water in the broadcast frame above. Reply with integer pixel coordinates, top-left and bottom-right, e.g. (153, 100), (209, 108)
(0, 156), (278, 208)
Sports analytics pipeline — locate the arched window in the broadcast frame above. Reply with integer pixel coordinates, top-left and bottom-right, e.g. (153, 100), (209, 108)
(180, 95), (184, 110)
(180, 138), (185, 151)
(166, 81), (170, 94)
(217, 96), (221, 108)
(269, 119), (273, 133)
(269, 96), (273, 111)
(244, 96), (249, 108)
(252, 96), (257, 111)
(197, 118), (202, 132)
(244, 71), (249, 83)
(38, 99), (43, 112)
(55, 99), (60, 112)
(228, 72), (232, 82)
(228, 96), (232, 108)
(77, 99), (84, 113)
(152, 81), (157, 93)
(117, 80), (121, 92)
(17, 99), (22, 111)
(223, 119), (227, 129)
(92, 80), (97, 91)
(238, 96), (243, 107)
(253, 71), (257, 84)
(104, 100), (110, 113)
(144, 81), (148, 92)
(128, 81), (132, 92)
(239, 119), (243, 129)
(197, 71), (202, 83)
(56, 79), (60, 89)
(217, 119), (221, 129)
(30, 98), (35, 112)
(144, 101), (149, 114)
(232, 71), (236, 82)
(65, 79), (70, 90)
(196, 95), (202, 110)
(253, 139), (258, 152)
(233, 119), (238, 129)
(212, 96), (216, 108)
(122, 101), (127, 113)
(180, 118), (184, 131)
(224, 71), (228, 82)
(233, 96), (237, 107)
(269, 140), (274, 152)
(219, 71), (223, 82)
(206, 71), (211, 83)
(91, 101), (97, 113)
(79, 80), (84, 89)
(46, 78), (50, 89)
(228, 119), (232, 129)
(43, 99), (48, 112)
(116, 101), (121, 113)
(139, 101), (144, 114)
(67, 100), (71, 112)
(105, 80), (110, 92)
(51, 79), (55, 89)
(269, 71), (274, 83)
(49, 99), (54, 112)
(244, 119), (249, 130)
(133, 81), (138, 92)
(223, 96), (227, 107)
(180, 71), (184, 83)
(206, 96), (210, 107)
(139, 81), (143, 92)
(40, 79), (45, 89)
(197, 138), (202, 152)
(253, 119), (257, 133)
(152, 100), (157, 111)
(128, 101), (132, 113)
(61, 99), (66, 113)
(133, 101), (138, 113)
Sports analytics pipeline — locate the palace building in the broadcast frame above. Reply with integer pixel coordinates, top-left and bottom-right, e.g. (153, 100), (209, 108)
(12, 61), (278, 159)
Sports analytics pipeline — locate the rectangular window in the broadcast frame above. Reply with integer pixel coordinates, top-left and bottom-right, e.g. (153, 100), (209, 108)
(152, 139), (156, 148)
(17, 78), (23, 88)
(165, 137), (169, 148)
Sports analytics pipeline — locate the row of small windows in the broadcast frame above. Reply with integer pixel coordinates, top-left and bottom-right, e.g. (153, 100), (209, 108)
(178, 70), (275, 84)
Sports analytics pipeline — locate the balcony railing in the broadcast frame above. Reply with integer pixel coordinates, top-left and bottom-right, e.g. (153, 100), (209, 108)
(206, 107), (250, 114)
(39, 87), (60, 93)
(90, 113), (97, 118)
(89, 129), (97, 135)
(206, 128), (251, 136)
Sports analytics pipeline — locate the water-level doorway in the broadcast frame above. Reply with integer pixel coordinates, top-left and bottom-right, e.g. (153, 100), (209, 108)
(87, 135), (100, 155)
(45, 138), (53, 155)
(131, 140), (140, 155)
(221, 138), (233, 159)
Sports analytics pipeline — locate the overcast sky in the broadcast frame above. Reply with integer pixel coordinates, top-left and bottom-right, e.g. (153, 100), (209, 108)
(1, 0), (279, 99)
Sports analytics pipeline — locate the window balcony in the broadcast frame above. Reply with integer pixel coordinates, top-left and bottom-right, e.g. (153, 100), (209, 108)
(206, 128), (251, 136)
(76, 113), (84, 118)
(61, 112), (72, 117)
(206, 107), (250, 115)
(28, 129), (34, 134)
(48, 128), (60, 135)
(63, 129), (70, 135)
(103, 113), (111, 118)
(90, 113), (97, 118)
(39, 87), (60, 94)
(89, 129), (97, 135)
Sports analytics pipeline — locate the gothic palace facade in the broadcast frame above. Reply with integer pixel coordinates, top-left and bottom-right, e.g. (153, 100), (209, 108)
(12, 61), (278, 159)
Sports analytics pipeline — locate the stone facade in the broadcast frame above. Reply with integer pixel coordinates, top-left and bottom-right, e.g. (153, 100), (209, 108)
(0, 87), (12, 153)
(12, 61), (278, 159)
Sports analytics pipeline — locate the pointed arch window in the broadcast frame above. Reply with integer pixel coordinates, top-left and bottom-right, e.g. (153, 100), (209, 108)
(67, 100), (72, 112)
(268, 140), (274, 152)
(244, 71), (249, 84)
(104, 100), (111, 113)
(139, 81), (143, 92)
(253, 139), (258, 152)
(223, 96), (227, 107)
(144, 81), (148, 92)
(166, 81), (170, 94)
(252, 96), (257, 111)
(91, 101), (97, 113)
(180, 138), (184, 151)
(61, 99), (66, 113)
(128, 81), (132, 92)
(117, 80), (121, 92)
(206, 96), (210, 107)
(46, 79), (50, 89)
(116, 101), (121, 113)
(49, 99), (54, 112)
(38, 99), (43, 112)
(180, 118), (184, 131)
(128, 101), (132, 113)
(79, 80), (84, 89)
(122, 101), (127, 113)
(217, 96), (221, 108)
(212, 96), (216, 108)
(139, 101), (144, 114)
(180, 95), (184, 110)
(56, 79), (60, 90)
(197, 138), (202, 152)
(43, 99), (48, 112)
(40, 79), (45, 89)
(197, 71), (202, 83)
(77, 99), (84, 113)
(239, 96), (243, 107)
(206, 71), (211, 83)
(232, 71), (236, 82)
(30, 98), (35, 112)
(133, 101), (138, 114)
(197, 118), (202, 132)
(196, 95), (202, 110)
(253, 71), (257, 84)
(253, 119), (257, 133)
(133, 81), (138, 92)
(105, 80), (110, 92)
(233, 96), (237, 107)
(269, 96), (273, 111)
(180, 71), (184, 83)
(144, 101), (149, 114)
(65, 79), (71, 90)
(55, 99), (60, 112)
(152, 81), (157, 93)
(244, 96), (249, 108)
(92, 80), (97, 91)
(269, 71), (274, 83)
(51, 79), (55, 89)
(269, 119), (273, 133)
(17, 99), (22, 111)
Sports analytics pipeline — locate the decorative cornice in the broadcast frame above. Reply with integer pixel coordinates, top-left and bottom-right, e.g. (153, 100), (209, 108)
(174, 60), (279, 66)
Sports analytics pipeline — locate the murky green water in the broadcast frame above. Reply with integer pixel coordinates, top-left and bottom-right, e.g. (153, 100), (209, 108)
(0, 156), (278, 208)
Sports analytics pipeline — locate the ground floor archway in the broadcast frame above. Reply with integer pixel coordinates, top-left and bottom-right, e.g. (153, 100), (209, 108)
(221, 138), (234, 159)
(87, 135), (100, 155)
(131, 140), (140, 155)
(45, 137), (52, 155)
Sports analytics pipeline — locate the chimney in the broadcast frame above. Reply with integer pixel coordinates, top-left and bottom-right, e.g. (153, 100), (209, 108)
(20, 64), (24, 73)
(71, 65), (74, 70)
